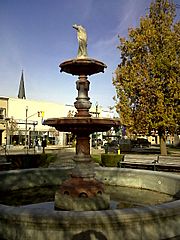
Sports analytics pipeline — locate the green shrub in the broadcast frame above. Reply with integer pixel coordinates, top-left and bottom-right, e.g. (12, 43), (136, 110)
(101, 153), (123, 167)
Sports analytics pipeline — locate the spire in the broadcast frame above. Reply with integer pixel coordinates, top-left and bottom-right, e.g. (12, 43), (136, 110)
(18, 70), (26, 99)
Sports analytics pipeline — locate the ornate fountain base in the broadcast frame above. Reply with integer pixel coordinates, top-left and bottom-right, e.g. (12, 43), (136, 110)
(55, 177), (110, 211)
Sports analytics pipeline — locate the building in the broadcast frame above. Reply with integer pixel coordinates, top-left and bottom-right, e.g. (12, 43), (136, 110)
(0, 97), (76, 147)
(0, 96), (110, 147)
(0, 97), (8, 145)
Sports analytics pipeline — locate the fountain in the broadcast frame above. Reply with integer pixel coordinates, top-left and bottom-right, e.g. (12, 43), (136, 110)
(0, 25), (179, 240)
(44, 24), (120, 211)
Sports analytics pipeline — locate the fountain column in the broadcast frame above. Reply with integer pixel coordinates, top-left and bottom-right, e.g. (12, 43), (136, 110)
(74, 75), (91, 117)
(52, 58), (110, 210)
(73, 73), (94, 178)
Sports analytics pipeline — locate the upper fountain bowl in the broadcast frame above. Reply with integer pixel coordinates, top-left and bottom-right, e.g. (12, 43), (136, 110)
(60, 58), (107, 76)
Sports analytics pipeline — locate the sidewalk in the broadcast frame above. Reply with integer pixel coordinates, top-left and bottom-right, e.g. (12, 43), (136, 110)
(0, 145), (76, 155)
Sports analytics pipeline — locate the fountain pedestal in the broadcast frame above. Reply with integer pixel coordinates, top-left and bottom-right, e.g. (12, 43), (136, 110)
(44, 58), (120, 210)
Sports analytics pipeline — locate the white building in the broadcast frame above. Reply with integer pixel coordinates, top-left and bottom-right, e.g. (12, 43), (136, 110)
(0, 96), (110, 147)
(0, 96), (74, 147)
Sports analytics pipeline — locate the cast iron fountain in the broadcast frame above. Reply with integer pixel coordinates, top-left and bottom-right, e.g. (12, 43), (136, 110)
(44, 24), (120, 210)
(0, 25), (179, 240)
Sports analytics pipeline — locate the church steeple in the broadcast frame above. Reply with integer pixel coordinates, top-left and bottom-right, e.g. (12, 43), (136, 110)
(18, 70), (26, 99)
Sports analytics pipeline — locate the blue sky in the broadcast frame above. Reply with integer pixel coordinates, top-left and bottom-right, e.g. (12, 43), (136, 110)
(0, 0), (179, 110)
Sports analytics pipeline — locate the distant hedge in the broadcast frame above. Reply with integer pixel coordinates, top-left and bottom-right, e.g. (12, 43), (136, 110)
(7, 153), (56, 169)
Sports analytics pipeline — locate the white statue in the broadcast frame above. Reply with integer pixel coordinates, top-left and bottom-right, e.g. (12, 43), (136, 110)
(73, 24), (88, 58)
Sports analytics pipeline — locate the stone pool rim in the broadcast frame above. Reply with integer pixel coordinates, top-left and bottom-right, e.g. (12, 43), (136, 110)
(0, 168), (179, 240)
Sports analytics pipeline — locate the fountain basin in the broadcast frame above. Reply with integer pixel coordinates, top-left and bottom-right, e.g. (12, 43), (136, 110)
(0, 168), (179, 240)
(60, 58), (107, 76)
(43, 117), (120, 133)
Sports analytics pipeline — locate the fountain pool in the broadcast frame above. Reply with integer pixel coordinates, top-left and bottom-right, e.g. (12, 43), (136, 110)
(0, 167), (179, 240)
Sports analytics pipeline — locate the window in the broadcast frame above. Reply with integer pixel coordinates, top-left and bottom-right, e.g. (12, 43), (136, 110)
(0, 108), (5, 119)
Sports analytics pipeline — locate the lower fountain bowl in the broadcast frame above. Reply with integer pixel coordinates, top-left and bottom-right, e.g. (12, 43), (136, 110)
(43, 117), (120, 134)
(0, 168), (179, 240)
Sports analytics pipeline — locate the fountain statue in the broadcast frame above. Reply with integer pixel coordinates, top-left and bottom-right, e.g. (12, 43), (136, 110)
(43, 24), (120, 210)
(0, 25), (179, 240)
(73, 24), (88, 58)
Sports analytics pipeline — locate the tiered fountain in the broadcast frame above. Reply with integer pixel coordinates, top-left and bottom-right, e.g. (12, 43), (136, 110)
(0, 25), (179, 240)
(44, 24), (120, 211)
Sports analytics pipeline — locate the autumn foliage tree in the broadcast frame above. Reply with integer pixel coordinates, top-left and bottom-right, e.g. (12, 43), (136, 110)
(7, 117), (19, 145)
(113, 0), (180, 155)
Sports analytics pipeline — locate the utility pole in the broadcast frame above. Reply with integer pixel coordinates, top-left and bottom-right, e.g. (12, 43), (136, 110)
(5, 117), (10, 155)
(25, 106), (28, 153)
(95, 102), (98, 149)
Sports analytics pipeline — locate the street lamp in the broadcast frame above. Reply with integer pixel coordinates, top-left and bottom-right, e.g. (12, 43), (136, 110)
(24, 107), (43, 153)
(95, 102), (98, 117)
(95, 102), (99, 149)
(25, 106), (28, 150)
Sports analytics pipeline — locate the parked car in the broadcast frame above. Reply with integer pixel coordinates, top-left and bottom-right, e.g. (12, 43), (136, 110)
(131, 138), (151, 148)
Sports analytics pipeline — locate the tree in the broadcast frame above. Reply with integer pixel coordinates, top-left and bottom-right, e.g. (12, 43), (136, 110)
(113, 0), (180, 155)
(7, 117), (19, 144)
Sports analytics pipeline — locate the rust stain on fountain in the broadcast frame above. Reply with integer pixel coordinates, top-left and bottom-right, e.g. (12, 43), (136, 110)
(43, 25), (120, 211)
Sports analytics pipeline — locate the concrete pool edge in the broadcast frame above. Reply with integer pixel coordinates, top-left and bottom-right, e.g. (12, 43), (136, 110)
(0, 168), (179, 240)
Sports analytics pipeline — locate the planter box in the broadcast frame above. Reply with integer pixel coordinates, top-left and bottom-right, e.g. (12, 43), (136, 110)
(101, 153), (123, 167)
